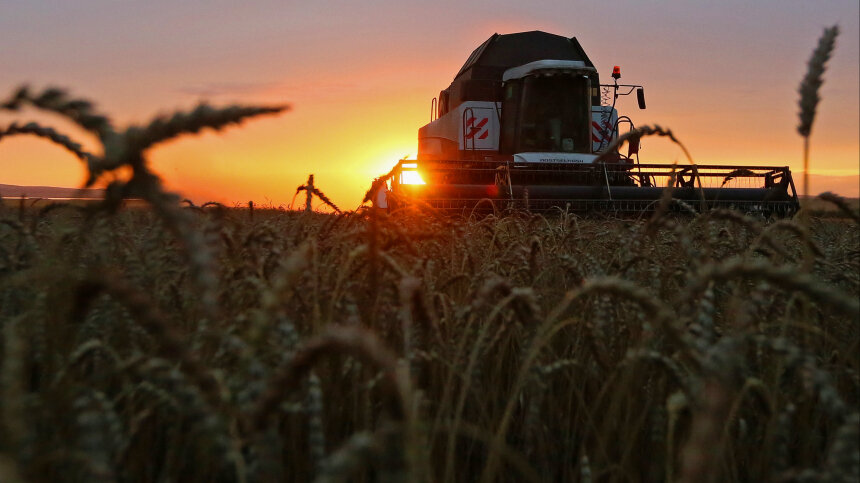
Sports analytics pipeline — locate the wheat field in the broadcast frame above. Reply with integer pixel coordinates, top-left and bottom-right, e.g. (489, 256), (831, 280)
(0, 196), (858, 482)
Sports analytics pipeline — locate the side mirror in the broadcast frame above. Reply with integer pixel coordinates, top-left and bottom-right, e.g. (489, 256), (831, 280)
(637, 88), (647, 109)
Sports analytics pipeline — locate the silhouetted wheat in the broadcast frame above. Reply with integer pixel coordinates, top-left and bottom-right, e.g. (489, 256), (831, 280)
(797, 25), (839, 197)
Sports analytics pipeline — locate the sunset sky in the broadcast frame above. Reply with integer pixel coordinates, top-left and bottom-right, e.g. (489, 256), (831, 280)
(2, 0), (858, 208)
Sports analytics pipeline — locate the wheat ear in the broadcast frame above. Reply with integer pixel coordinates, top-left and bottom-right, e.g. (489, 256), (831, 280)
(296, 176), (342, 213)
(798, 25), (839, 197)
(363, 164), (400, 204)
(593, 124), (694, 165)
(132, 103), (288, 151)
(92, 102), (288, 179)
(1, 86), (114, 138)
(817, 192), (859, 222)
(250, 325), (407, 431)
(684, 258), (858, 317)
(0, 122), (97, 163)
(73, 272), (224, 409)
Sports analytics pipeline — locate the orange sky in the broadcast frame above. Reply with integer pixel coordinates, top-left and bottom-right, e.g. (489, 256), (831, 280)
(1, 1), (858, 207)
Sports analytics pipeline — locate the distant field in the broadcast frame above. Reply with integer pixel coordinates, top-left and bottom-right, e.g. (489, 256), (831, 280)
(0, 197), (148, 208)
(0, 183), (106, 200)
(0, 184), (149, 208)
(801, 196), (860, 214)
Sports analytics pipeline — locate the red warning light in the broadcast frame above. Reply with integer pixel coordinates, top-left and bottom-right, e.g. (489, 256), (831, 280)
(612, 65), (621, 80)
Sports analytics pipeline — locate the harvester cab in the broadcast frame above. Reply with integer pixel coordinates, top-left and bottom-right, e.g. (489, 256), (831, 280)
(379, 31), (799, 216)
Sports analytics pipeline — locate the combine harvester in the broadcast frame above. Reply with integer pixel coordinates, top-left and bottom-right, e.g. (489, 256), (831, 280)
(375, 31), (799, 216)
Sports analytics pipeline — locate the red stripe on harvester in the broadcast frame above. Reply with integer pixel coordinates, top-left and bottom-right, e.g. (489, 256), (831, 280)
(465, 117), (490, 139)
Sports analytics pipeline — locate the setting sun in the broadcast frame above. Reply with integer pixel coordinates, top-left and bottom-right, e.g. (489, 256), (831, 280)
(399, 164), (426, 185)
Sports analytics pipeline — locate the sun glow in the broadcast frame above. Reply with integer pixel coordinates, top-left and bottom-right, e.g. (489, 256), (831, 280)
(400, 170), (426, 185)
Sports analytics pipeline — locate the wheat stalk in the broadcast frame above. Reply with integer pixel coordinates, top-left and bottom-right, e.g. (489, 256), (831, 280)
(296, 174), (342, 213)
(1, 317), (27, 453)
(798, 25), (839, 198)
(307, 372), (327, 476)
(679, 380), (731, 483)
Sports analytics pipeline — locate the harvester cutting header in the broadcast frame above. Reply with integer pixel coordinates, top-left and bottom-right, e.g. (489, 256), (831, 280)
(376, 31), (799, 215)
